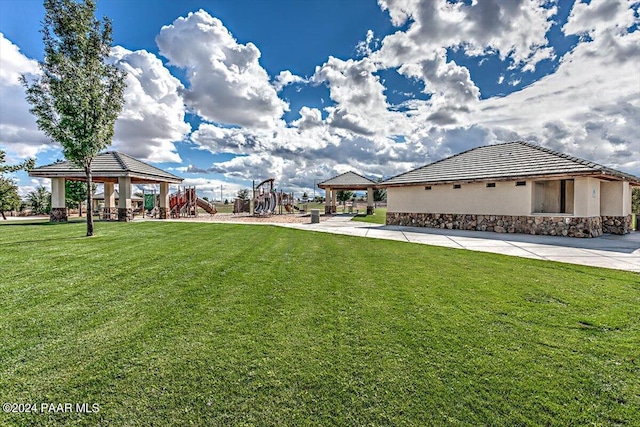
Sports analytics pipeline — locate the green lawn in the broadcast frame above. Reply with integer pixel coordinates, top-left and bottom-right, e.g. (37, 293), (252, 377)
(0, 221), (638, 426)
(351, 208), (387, 224)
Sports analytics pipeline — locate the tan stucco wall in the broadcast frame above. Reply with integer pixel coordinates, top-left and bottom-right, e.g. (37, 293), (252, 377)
(601, 181), (631, 216)
(573, 177), (600, 217)
(51, 177), (65, 209)
(387, 181), (533, 215)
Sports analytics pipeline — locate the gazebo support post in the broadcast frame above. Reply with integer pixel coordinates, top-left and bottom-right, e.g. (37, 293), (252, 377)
(103, 182), (116, 220)
(367, 187), (374, 215)
(325, 186), (331, 214)
(159, 182), (169, 219)
(117, 176), (132, 222)
(331, 189), (337, 214)
(50, 177), (67, 222)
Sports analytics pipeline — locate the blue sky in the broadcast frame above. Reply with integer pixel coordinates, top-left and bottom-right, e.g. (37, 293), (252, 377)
(1, 0), (638, 201)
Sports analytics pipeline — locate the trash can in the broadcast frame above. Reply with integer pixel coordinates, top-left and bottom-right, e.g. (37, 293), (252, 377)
(310, 209), (320, 224)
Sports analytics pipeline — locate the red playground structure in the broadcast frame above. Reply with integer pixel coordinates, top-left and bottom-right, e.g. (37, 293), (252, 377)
(169, 187), (217, 218)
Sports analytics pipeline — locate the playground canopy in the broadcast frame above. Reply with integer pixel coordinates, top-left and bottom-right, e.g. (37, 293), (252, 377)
(318, 171), (379, 214)
(29, 151), (183, 222)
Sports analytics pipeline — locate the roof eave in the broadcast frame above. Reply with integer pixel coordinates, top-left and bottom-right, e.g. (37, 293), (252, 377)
(381, 171), (637, 187)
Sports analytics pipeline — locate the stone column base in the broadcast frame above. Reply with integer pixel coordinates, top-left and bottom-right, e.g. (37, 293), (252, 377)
(102, 208), (117, 220)
(118, 208), (133, 222)
(367, 206), (374, 215)
(159, 207), (168, 219)
(50, 207), (68, 222)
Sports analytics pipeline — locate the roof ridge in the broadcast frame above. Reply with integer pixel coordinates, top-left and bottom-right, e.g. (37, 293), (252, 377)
(319, 170), (376, 185)
(111, 151), (130, 172)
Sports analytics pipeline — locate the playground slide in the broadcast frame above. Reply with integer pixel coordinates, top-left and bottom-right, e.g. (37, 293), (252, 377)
(196, 198), (217, 215)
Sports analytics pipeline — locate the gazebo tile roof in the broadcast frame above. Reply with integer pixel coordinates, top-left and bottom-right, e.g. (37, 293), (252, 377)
(318, 171), (377, 187)
(29, 151), (183, 183)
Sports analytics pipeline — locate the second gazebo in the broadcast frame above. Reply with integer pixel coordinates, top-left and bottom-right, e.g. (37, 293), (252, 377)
(318, 171), (378, 215)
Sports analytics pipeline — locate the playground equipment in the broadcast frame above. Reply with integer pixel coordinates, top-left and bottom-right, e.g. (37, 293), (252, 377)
(169, 187), (217, 218)
(251, 178), (299, 216)
(233, 198), (250, 214)
(253, 178), (277, 216)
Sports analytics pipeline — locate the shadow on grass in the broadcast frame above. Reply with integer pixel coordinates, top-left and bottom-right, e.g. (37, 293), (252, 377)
(0, 219), (96, 246)
(0, 219), (86, 227)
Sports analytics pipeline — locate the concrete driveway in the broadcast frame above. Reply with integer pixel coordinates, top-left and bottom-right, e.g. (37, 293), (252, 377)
(282, 215), (640, 273)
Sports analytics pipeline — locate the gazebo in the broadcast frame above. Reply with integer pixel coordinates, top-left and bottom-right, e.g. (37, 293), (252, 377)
(317, 171), (378, 215)
(29, 151), (183, 222)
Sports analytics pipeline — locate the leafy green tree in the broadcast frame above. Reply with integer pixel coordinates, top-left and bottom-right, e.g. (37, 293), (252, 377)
(373, 178), (386, 207)
(0, 178), (21, 220)
(65, 180), (88, 216)
(27, 186), (51, 215)
(22, 0), (126, 236)
(633, 187), (639, 214)
(0, 150), (35, 220)
(337, 190), (354, 207)
(237, 189), (250, 201)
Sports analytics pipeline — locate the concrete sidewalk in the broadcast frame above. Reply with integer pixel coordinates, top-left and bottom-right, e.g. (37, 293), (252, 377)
(281, 215), (640, 273)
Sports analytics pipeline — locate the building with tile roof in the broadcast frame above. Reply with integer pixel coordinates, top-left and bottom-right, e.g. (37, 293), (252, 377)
(382, 142), (639, 237)
(29, 151), (183, 222)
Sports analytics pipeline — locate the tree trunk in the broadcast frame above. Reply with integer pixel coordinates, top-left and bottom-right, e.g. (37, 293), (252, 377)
(1, 211), (6, 220)
(85, 167), (94, 236)
(78, 202), (82, 217)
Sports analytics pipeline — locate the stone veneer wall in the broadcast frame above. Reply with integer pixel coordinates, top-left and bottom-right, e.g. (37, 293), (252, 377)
(117, 208), (133, 222)
(49, 207), (68, 222)
(386, 212), (607, 238)
(159, 207), (169, 219)
(601, 215), (632, 235)
(102, 208), (117, 220)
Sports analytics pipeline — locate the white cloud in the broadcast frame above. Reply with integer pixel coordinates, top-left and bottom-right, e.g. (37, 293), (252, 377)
(109, 46), (191, 163)
(563, 0), (637, 37)
(356, 29), (377, 56)
(0, 33), (53, 159)
(312, 56), (409, 135)
(156, 9), (288, 129)
(273, 70), (306, 92)
(376, 0), (556, 68)
(471, 25), (640, 174)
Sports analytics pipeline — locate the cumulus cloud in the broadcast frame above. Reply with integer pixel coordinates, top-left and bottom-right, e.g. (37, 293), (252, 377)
(0, 33), (53, 159)
(563, 0), (637, 37)
(376, 0), (556, 68)
(273, 70), (306, 92)
(156, 9), (288, 129)
(312, 56), (409, 135)
(109, 46), (191, 163)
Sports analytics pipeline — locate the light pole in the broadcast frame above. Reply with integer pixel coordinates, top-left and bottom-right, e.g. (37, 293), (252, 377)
(313, 179), (317, 202)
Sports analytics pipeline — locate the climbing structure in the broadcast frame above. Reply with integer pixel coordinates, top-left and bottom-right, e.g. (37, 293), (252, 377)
(169, 187), (217, 218)
(253, 178), (277, 216)
(251, 178), (298, 216)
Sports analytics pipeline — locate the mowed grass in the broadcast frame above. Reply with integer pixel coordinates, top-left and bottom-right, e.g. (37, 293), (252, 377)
(351, 208), (387, 224)
(0, 221), (638, 426)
